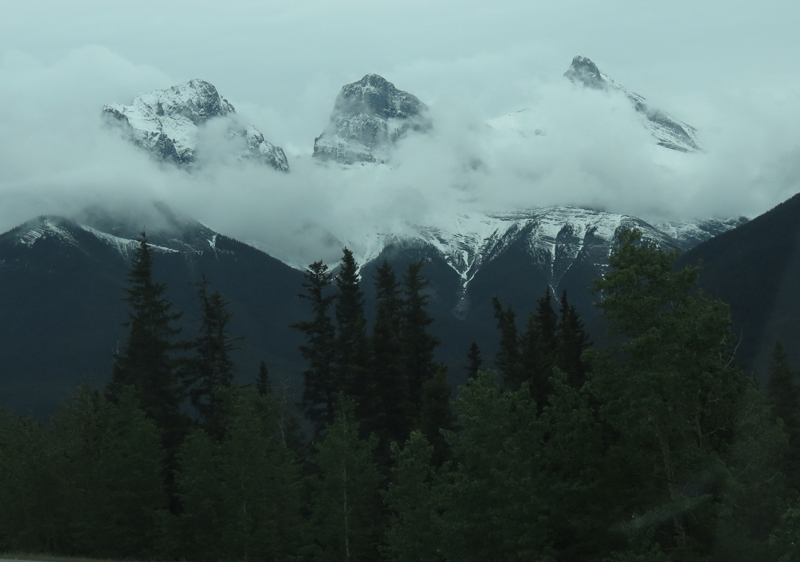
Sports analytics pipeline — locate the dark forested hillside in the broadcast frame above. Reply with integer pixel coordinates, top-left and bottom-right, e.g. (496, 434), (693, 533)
(677, 192), (800, 377)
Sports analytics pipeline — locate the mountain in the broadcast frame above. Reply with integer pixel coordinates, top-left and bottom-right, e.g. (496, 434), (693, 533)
(313, 74), (431, 165)
(565, 55), (701, 152)
(0, 204), (306, 417)
(103, 79), (289, 171)
(676, 192), (800, 376)
(0, 203), (746, 418)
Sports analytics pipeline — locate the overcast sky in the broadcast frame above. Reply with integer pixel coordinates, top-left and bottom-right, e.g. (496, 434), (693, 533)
(2, 0), (799, 261)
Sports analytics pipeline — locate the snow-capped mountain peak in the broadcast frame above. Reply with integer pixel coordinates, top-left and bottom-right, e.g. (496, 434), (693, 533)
(103, 80), (289, 171)
(565, 55), (700, 152)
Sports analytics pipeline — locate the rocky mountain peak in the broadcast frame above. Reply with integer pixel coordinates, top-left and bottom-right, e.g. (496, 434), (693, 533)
(103, 80), (288, 171)
(313, 74), (431, 165)
(563, 55), (700, 152)
(564, 55), (607, 89)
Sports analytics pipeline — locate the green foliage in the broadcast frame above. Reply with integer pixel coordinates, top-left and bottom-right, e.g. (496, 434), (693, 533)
(768, 341), (800, 492)
(52, 384), (167, 558)
(588, 229), (787, 559)
(416, 366), (457, 467)
(0, 410), (68, 553)
(311, 394), (382, 562)
(173, 387), (304, 562)
(438, 370), (552, 562)
(383, 431), (442, 562)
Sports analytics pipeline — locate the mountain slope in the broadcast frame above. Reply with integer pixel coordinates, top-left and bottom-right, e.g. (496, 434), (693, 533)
(103, 79), (289, 171)
(0, 205), (306, 417)
(677, 192), (800, 376)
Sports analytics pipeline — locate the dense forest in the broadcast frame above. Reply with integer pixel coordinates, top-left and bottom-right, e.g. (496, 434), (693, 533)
(2, 229), (800, 561)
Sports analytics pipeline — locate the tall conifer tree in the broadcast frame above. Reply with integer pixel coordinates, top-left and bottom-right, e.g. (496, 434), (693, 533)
(293, 261), (338, 439)
(181, 275), (237, 441)
(400, 262), (439, 421)
(335, 248), (373, 427)
(371, 261), (409, 446)
(107, 233), (184, 440)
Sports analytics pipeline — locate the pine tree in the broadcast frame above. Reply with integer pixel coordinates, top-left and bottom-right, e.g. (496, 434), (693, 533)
(466, 342), (482, 380)
(371, 260), (409, 447)
(335, 248), (374, 430)
(107, 233), (184, 435)
(182, 275), (237, 440)
(491, 297), (523, 388)
(293, 261), (338, 439)
(257, 360), (272, 396)
(556, 290), (591, 389)
(534, 287), (558, 376)
(400, 261), (439, 423)
(416, 366), (457, 467)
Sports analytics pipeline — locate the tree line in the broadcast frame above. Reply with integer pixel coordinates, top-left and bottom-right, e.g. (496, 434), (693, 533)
(2, 230), (800, 561)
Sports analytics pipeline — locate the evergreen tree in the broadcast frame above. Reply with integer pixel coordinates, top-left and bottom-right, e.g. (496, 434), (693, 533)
(536, 288), (559, 358)
(293, 260), (338, 439)
(491, 297), (523, 388)
(400, 261), (439, 422)
(311, 394), (382, 562)
(257, 360), (271, 396)
(107, 232), (184, 437)
(173, 388), (304, 562)
(371, 260), (410, 448)
(383, 431), (441, 562)
(768, 341), (800, 492)
(466, 342), (482, 380)
(437, 371), (549, 561)
(416, 366), (457, 467)
(556, 290), (591, 389)
(335, 248), (374, 430)
(53, 384), (168, 558)
(181, 275), (237, 440)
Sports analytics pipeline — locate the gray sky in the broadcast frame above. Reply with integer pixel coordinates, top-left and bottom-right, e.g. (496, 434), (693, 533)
(2, 0), (800, 261)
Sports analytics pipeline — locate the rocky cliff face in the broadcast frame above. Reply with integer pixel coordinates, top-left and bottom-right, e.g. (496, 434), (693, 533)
(103, 79), (289, 171)
(313, 74), (431, 165)
(565, 55), (701, 152)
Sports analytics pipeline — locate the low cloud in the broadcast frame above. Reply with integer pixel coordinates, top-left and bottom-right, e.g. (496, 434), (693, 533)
(2, 46), (800, 266)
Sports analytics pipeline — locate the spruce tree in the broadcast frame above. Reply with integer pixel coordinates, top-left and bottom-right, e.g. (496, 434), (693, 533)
(371, 260), (409, 447)
(466, 342), (482, 380)
(400, 261), (439, 424)
(182, 275), (237, 440)
(293, 261), (338, 439)
(257, 360), (272, 396)
(556, 290), (591, 389)
(492, 297), (523, 388)
(106, 233), (185, 453)
(335, 248), (374, 430)
(416, 366), (457, 467)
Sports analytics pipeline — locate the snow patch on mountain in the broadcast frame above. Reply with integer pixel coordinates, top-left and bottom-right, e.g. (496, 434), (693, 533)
(103, 79), (289, 171)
